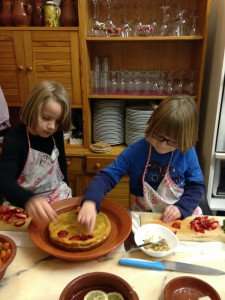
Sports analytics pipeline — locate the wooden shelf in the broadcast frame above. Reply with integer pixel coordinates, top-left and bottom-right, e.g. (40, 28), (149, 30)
(0, 27), (79, 31)
(65, 143), (126, 157)
(88, 94), (168, 100)
(86, 35), (204, 42)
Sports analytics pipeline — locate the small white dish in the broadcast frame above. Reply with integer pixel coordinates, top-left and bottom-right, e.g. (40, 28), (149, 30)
(134, 223), (179, 258)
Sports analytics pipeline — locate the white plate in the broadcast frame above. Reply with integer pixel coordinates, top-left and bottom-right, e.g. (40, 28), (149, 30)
(134, 223), (179, 258)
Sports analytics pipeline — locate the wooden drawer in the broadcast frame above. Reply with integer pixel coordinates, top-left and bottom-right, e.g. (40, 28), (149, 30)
(86, 156), (113, 173)
(66, 157), (84, 174)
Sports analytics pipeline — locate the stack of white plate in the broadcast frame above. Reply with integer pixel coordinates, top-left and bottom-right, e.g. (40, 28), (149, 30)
(93, 101), (125, 145)
(125, 106), (154, 145)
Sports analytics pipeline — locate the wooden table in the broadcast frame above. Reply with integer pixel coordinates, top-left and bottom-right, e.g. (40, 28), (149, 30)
(0, 216), (225, 299)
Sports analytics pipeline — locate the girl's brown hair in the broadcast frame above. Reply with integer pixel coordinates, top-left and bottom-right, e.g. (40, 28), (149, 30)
(20, 81), (71, 132)
(145, 95), (198, 152)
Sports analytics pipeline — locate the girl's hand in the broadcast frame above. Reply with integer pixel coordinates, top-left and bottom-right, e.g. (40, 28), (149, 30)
(77, 201), (97, 234)
(25, 196), (58, 226)
(162, 205), (181, 223)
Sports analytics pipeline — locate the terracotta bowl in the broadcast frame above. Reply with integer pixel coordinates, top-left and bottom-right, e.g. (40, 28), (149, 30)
(59, 272), (139, 300)
(0, 234), (17, 280)
(163, 276), (221, 300)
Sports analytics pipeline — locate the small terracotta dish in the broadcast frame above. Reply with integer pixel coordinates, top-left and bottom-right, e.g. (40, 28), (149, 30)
(0, 234), (17, 280)
(59, 272), (139, 300)
(163, 276), (221, 300)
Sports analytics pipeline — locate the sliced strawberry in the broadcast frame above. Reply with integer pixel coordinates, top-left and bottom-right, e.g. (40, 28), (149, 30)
(0, 205), (11, 214)
(57, 230), (69, 238)
(69, 235), (81, 240)
(15, 208), (24, 213)
(210, 221), (219, 230)
(80, 234), (93, 241)
(1, 213), (13, 222)
(15, 213), (27, 219)
(172, 221), (181, 229)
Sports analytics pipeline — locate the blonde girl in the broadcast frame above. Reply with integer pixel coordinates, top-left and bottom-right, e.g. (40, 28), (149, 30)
(0, 81), (72, 226)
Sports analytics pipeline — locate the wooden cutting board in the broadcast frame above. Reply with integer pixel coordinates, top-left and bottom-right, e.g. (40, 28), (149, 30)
(140, 213), (225, 242)
(0, 219), (30, 231)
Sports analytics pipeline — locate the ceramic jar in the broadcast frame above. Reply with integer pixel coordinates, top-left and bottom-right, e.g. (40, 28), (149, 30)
(60, 0), (77, 26)
(32, 0), (44, 26)
(12, 0), (31, 26)
(0, 0), (13, 26)
(44, 0), (61, 27)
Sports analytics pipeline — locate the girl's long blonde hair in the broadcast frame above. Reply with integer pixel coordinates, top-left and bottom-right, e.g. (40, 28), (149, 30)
(20, 81), (71, 132)
(145, 95), (198, 152)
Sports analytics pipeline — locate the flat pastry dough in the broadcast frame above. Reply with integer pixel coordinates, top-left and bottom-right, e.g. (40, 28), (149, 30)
(48, 210), (111, 251)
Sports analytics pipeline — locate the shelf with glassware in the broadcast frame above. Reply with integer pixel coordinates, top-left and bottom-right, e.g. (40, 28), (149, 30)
(86, 40), (201, 106)
(78, 0), (211, 148)
(86, 0), (207, 38)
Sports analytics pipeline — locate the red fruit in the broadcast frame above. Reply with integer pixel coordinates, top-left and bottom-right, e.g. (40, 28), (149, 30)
(172, 221), (181, 229)
(15, 213), (27, 219)
(69, 235), (81, 240)
(2, 242), (10, 250)
(0, 205), (10, 214)
(210, 221), (219, 230)
(57, 230), (68, 238)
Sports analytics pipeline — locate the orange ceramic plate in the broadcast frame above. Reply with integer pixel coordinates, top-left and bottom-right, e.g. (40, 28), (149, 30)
(28, 198), (132, 261)
(163, 276), (221, 300)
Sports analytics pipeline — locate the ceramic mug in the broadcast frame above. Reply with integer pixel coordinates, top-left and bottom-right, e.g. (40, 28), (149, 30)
(44, 0), (61, 27)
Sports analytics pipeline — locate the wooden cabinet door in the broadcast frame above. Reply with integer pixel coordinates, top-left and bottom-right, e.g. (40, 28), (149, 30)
(73, 174), (130, 209)
(24, 30), (82, 107)
(0, 31), (27, 106)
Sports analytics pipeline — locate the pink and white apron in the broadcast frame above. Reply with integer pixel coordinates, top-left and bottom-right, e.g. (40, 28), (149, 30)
(17, 132), (72, 203)
(131, 145), (202, 215)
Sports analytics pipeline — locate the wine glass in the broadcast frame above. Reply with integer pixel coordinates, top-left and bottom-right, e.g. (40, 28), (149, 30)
(105, 0), (116, 36)
(90, 0), (99, 35)
(174, 9), (187, 36)
(121, 0), (132, 37)
(189, 14), (199, 35)
(160, 5), (171, 36)
(90, 0), (106, 35)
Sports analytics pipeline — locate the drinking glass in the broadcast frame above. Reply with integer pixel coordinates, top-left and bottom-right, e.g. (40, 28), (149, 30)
(173, 71), (184, 94)
(126, 71), (134, 93)
(118, 71), (126, 93)
(142, 71), (151, 94)
(91, 70), (100, 93)
(134, 71), (142, 93)
(183, 71), (195, 95)
(166, 72), (174, 95)
(158, 71), (167, 95)
(110, 71), (118, 93)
